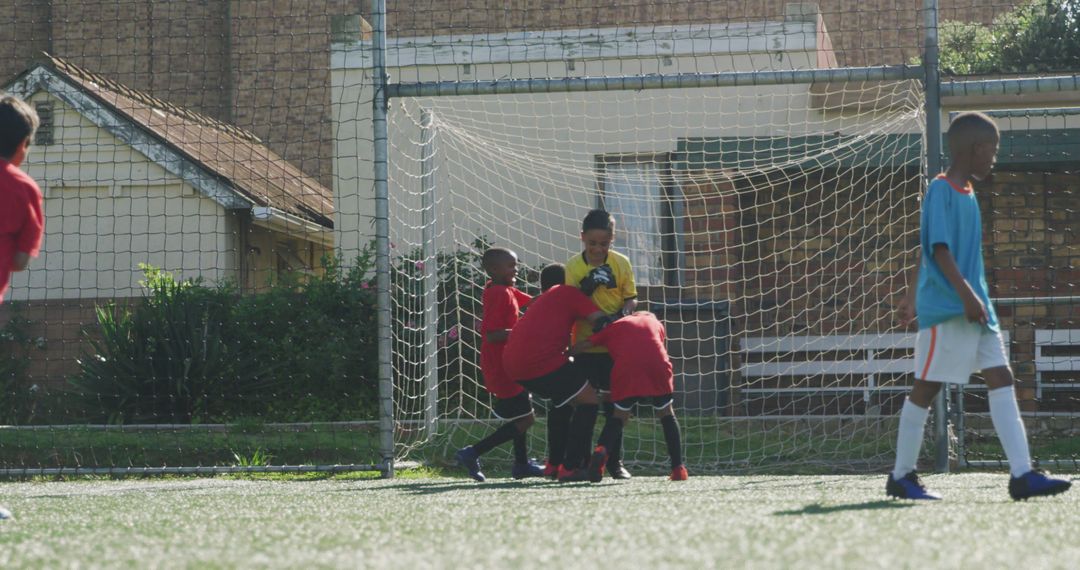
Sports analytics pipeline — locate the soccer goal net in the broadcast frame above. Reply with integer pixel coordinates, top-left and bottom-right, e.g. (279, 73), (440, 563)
(382, 41), (927, 470)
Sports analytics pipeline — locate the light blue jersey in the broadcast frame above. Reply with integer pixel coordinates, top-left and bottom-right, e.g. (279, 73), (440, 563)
(916, 175), (999, 331)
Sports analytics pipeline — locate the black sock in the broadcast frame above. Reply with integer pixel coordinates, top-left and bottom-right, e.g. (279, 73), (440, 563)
(563, 404), (599, 470)
(547, 404), (573, 466)
(512, 432), (528, 464)
(601, 402), (623, 465)
(473, 422), (519, 456)
(661, 415), (683, 468)
(597, 416), (623, 453)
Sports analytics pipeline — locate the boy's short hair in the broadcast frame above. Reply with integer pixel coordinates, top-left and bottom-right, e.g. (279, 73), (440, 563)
(539, 263), (565, 291)
(582, 209), (615, 233)
(0, 95), (39, 159)
(481, 247), (515, 274)
(947, 111), (999, 149)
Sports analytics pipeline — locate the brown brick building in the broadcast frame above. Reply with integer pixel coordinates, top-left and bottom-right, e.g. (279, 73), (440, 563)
(3, 1), (1074, 415)
(0, 0), (1009, 188)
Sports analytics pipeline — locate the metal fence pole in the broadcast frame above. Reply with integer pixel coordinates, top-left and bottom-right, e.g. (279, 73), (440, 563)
(421, 109), (439, 436)
(923, 0), (950, 474)
(372, 0), (395, 478)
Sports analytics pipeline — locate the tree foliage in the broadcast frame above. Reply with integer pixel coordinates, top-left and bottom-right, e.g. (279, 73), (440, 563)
(935, 0), (1080, 75)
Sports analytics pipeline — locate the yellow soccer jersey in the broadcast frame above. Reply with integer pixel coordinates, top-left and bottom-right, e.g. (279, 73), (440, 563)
(566, 249), (638, 352)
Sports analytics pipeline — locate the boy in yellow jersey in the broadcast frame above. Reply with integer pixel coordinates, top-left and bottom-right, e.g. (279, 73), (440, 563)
(565, 209), (638, 479)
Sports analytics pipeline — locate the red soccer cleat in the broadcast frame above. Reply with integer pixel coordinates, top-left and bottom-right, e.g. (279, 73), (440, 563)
(670, 465), (689, 481)
(587, 446), (608, 483)
(542, 460), (559, 479)
(557, 464), (589, 482)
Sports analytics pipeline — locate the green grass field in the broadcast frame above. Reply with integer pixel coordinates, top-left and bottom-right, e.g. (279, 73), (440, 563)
(1, 470), (1077, 568)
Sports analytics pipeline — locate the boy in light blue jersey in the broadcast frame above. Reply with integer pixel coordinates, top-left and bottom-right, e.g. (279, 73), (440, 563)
(889, 112), (1071, 501)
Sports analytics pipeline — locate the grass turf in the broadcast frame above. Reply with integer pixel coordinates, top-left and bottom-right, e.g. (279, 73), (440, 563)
(1, 472), (1077, 568)
(5, 415), (1080, 474)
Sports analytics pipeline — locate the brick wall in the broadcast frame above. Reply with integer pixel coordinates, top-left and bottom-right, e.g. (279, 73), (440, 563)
(380, 0), (1007, 68)
(0, 0), (355, 189)
(984, 171), (1080, 409)
(228, 0), (356, 190)
(0, 298), (130, 391)
(679, 171), (741, 302)
(680, 166), (1080, 412)
(725, 167), (922, 337)
(0, 1), (1016, 192)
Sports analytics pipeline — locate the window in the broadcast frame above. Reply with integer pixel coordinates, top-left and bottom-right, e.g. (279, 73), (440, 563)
(34, 102), (54, 146)
(596, 153), (682, 287)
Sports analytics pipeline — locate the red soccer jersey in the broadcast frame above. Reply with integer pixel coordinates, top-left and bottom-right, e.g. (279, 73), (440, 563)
(479, 282), (532, 398)
(587, 312), (674, 401)
(503, 285), (599, 381)
(0, 160), (44, 302)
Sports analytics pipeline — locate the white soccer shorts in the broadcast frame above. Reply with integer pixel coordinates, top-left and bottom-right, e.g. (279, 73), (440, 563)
(914, 316), (1010, 384)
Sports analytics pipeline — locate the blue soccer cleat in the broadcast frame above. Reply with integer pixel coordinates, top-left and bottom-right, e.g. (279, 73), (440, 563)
(1008, 470), (1072, 501)
(511, 458), (545, 480)
(455, 447), (485, 482)
(886, 471), (942, 500)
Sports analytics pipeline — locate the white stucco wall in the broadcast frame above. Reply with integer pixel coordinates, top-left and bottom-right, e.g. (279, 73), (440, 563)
(8, 91), (239, 300)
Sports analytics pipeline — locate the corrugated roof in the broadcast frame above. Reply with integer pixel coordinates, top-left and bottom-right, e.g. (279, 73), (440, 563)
(37, 53), (334, 228)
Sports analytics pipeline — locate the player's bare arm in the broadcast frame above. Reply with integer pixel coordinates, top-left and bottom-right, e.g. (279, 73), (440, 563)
(584, 310), (607, 325)
(896, 257), (918, 327)
(485, 329), (511, 343)
(932, 243), (987, 325)
(12, 251), (30, 272)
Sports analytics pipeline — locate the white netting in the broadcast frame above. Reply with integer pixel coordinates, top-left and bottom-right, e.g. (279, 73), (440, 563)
(386, 77), (927, 471)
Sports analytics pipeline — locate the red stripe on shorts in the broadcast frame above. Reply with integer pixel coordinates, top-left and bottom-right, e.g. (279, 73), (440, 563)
(920, 325), (937, 380)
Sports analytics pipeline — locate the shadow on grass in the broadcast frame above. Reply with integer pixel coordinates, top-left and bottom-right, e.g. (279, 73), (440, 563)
(774, 500), (916, 516)
(368, 479), (568, 494)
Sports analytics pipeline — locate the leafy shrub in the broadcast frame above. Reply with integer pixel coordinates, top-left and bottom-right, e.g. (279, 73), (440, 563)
(229, 250), (379, 422)
(0, 305), (44, 424)
(70, 237), (538, 425)
(71, 265), (277, 423)
(920, 0), (1080, 75)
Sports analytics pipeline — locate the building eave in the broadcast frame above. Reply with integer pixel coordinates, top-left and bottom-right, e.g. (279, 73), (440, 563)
(7, 65), (252, 211)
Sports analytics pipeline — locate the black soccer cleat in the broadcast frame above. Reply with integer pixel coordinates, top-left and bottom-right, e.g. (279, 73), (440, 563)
(886, 471), (941, 500)
(607, 460), (632, 480)
(1008, 470), (1072, 501)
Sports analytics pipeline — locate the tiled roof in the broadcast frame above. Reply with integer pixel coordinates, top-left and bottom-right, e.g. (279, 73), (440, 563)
(39, 53), (334, 228)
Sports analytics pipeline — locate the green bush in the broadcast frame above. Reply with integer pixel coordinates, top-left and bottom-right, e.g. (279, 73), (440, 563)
(73, 252), (380, 424)
(229, 251), (379, 422)
(69, 238), (539, 425)
(0, 305), (44, 424)
(71, 265), (278, 423)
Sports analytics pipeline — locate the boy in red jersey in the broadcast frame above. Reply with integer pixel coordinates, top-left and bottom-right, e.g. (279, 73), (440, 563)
(0, 95), (44, 303)
(0, 95), (44, 521)
(455, 248), (545, 481)
(571, 312), (687, 482)
(503, 263), (613, 482)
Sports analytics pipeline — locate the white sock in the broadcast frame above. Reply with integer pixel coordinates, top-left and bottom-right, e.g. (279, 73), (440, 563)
(988, 385), (1033, 477)
(892, 399), (930, 480)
